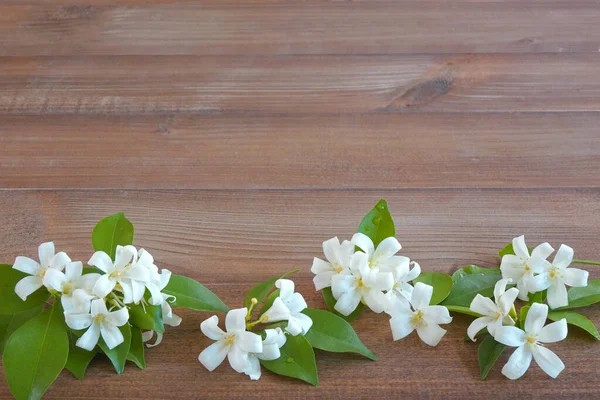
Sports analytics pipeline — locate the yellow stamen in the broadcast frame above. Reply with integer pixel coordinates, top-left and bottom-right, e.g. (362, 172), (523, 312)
(357, 279), (364, 287)
(526, 336), (537, 344)
(336, 266), (344, 273)
(368, 260), (377, 268)
(94, 314), (104, 323)
(63, 282), (73, 295)
(524, 265), (531, 271)
(495, 312), (501, 319)
(411, 310), (424, 327)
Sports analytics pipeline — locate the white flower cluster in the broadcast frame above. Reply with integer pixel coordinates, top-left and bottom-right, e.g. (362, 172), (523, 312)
(12, 242), (180, 351)
(500, 235), (589, 309)
(312, 233), (452, 346)
(198, 278), (312, 380)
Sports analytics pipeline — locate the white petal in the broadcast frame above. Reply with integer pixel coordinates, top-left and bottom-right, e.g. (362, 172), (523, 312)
(64, 261), (83, 281)
(338, 240), (355, 267)
(552, 244), (573, 269)
(469, 294), (497, 317)
(493, 278), (511, 303)
(516, 278), (531, 301)
(14, 275), (43, 301)
(404, 261), (421, 281)
(42, 268), (67, 292)
(498, 288), (519, 315)
(49, 252), (71, 270)
(137, 248), (154, 266)
(313, 271), (336, 291)
(162, 303), (182, 327)
(525, 302), (548, 335)
(88, 251), (114, 273)
(512, 236), (530, 259)
(410, 282), (433, 310)
(283, 292), (307, 314)
(115, 245), (136, 269)
(90, 298), (109, 317)
(126, 265), (150, 283)
(275, 279), (295, 300)
(106, 308), (129, 327)
(373, 237), (401, 262)
(236, 331), (262, 353)
(142, 330), (154, 343)
(285, 317), (302, 336)
(145, 332), (164, 348)
(311, 257), (333, 275)
(529, 273), (551, 293)
(423, 305), (452, 325)
(416, 322), (447, 346)
(373, 271), (394, 292)
(64, 312), (93, 330)
(385, 292), (412, 315)
(539, 319), (568, 343)
(502, 345), (532, 380)
(38, 242), (55, 267)
(77, 323), (101, 351)
(121, 280), (134, 304)
(201, 316), (225, 340)
(228, 344), (250, 373)
(334, 289), (361, 316)
(467, 316), (493, 342)
(546, 282), (569, 309)
(563, 268), (589, 288)
(322, 237), (341, 264)
(362, 289), (389, 314)
(500, 255), (524, 276)
(531, 242), (554, 261)
(389, 314), (414, 341)
(291, 312), (312, 335)
(261, 298), (290, 323)
(351, 233), (374, 256)
(62, 289), (94, 313)
(245, 354), (261, 380)
(225, 308), (248, 332)
(93, 274), (116, 298)
(199, 341), (229, 371)
(12, 256), (41, 275)
(78, 273), (101, 293)
(128, 279), (146, 303)
(495, 326), (527, 347)
(100, 323), (125, 349)
(258, 342), (282, 361)
(331, 274), (356, 299)
(532, 345), (565, 378)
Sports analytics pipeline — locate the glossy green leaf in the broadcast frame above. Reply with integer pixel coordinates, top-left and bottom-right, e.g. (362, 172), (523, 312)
(451, 265), (499, 283)
(129, 303), (164, 334)
(413, 272), (453, 305)
(445, 305), (481, 317)
(0, 264), (49, 314)
(321, 287), (364, 322)
(260, 334), (318, 386)
(557, 280), (600, 310)
(243, 270), (297, 309)
(98, 323), (131, 374)
(519, 305), (530, 329)
(163, 274), (228, 312)
(127, 327), (147, 369)
(3, 303), (69, 400)
(357, 199), (395, 248)
(92, 212), (134, 260)
(0, 306), (43, 353)
(302, 308), (375, 360)
(65, 334), (96, 380)
(442, 269), (501, 307)
(478, 335), (505, 380)
(528, 290), (547, 306)
(548, 310), (600, 340)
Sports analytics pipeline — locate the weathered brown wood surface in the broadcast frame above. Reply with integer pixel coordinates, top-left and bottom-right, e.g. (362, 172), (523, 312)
(1, 0), (599, 399)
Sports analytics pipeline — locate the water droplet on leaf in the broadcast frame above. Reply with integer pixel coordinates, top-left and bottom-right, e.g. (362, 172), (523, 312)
(372, 216), (381, 224)
(286, 357), (294, 363)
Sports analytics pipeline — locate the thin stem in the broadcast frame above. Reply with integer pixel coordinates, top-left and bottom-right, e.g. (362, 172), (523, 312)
(573, 259), (600, 266)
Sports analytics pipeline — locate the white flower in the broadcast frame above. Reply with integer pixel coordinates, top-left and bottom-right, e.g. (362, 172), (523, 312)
(467, 279), (519, 341)
(65, 298), (129, 351)
(88, 245), (149, 304)
(500, 235), (554, 301)
(351, 233), (404, 270)
(260, 279), (313, 336)
(386, 282), (452, 346)
(63, 288), (96, 314)
(12, 242), (71, 301)
(311, 237), (354, 291)
(494, 302), (567, 379)
(43, 261), (101, 311)
(198, 308), (263, 376)
(387, 258), (421, 309)
(330, 251), (394, 316)
(244, 328), (287, 380)
(529, 244), (589, 309)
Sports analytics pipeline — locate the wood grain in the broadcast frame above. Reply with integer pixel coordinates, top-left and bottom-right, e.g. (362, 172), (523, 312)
(1, 113), (599, 190)
(2, 1), (600, 56)
(0, 189), (599, 399)
(2, 54), (600, 115)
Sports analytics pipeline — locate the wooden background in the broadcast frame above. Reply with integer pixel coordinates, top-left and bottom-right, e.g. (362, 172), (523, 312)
(1, 0), (600, 398)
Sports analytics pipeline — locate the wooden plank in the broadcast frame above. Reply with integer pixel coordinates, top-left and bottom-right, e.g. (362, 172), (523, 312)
(1, 113), (599, 189)
(2, 54), (600, 115)
(1, 1), (600, 55)
(0, 188), (599, 398)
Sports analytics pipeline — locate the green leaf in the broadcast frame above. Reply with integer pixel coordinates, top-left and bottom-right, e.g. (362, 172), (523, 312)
(302, 308), (375, 360)
(0, 306), (43, 353)
(548, 310), (600, 340)
(0, 264), (49, 314)
(358, 199), (395, 248)
(127, 327), (147, 369)
(242, 270), (297, 309)
(528, 290), (547, 306)
(92, 212), (134, 260)
(442, 269), (501, 307)
(413, 272), (453, 305)
(3, 303), (69, 400)
(98, 323), (131, 374)
(321, 287), (364, 322)
(260, 334), (318, 386)
(451, 265), (499, 283)
(478, 335), (505, 380)
(445, 305), (481, 317)
(557, 280), (600, 310)
(65, 334), (96, 380)
(259, 289), (280, 317)
(128, 303), (164, 334)
(519, 305), (530, 329)
(163, 274), (228, 312)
